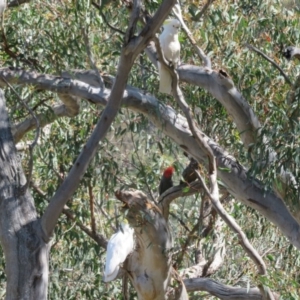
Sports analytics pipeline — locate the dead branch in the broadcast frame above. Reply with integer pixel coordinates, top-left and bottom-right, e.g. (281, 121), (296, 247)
(183, 278), (280, 300)
(40, 0), (178, 241)
(30, 181), (107, 248)
(169, 50), (275, 298)
(115, 189), (176, 300)
(2, 67), (300, 250)
(246, 43), (291, 85)
(172, 2), (211, 68)
(88, 182), (97, 233)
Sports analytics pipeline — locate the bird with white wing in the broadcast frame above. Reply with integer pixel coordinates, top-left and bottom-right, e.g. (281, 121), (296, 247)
(158, 19), (181, 95)
(103, 220), (134, 282)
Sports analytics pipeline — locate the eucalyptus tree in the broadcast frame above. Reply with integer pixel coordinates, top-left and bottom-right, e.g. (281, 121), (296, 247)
(0, 0), (299, 299)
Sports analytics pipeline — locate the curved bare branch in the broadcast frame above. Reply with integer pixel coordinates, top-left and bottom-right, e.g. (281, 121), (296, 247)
(172, 2), (211, 68)
(40, 0), (178, 240)
(246, 44), (291, 85)
(1, 67), (299, 249)
(183, 278), (280, 300)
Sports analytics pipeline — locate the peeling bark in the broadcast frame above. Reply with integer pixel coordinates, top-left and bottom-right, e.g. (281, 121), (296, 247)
(0, 90), (51, 300)
(116, 190), (175, 300)
(1, 67), (299, 250)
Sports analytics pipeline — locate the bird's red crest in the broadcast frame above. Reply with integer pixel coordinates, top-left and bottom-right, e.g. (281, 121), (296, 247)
(163, 166), (175, 178)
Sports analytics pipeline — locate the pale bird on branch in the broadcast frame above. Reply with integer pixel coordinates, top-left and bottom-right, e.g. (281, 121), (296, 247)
(158, 19), (181, 95)
(103, 220), (134, 282)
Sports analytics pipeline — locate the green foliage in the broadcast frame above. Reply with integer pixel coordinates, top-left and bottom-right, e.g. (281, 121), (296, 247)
(0, 0), (299, 298)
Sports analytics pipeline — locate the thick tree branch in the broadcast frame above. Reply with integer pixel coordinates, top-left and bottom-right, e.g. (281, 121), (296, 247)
(115, 189), (175, 299)
(0, 67), (259, 148)
(0, 90), (50, 299)
(171, 61), (274, 297)
(2, 78), (40, 191)
(283, 46), (300, 60)
(40, 0), (177, 241)
(12, 104), (75, 143)
(145, 36), (295, 191)
(1, 68), (300, 249)
(177, 65), (296, 191)
(183, 278), (280, 300)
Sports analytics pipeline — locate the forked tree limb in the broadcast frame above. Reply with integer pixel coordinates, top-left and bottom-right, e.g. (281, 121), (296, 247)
(115, 189), (179, 300)
(40, 0), (177, 241)
(30, 181), (107, 248)
(163, 41), (275, 297)
(1, 67), (299, 250)
(183, 278), (280, 300)
(172, 2), (211, 68)
(146, 34), (296, 192)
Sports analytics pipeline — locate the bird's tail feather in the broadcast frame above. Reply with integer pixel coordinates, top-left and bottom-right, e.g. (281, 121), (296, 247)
(158, 63), (172, 95)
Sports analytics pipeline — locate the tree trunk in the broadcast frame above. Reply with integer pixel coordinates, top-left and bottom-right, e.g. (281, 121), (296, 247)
(0, 90), (50, 299)
(116, 190), (175, 300)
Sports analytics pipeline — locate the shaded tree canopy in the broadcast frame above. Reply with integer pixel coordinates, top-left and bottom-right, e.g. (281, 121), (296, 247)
(0, 0), (299, 299)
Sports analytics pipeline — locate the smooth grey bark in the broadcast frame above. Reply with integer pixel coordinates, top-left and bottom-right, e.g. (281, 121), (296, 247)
(0, 90), (51, 300)
(183, 278), (280, 300)
(0, 67), (299, 250)
(41, 0), (177, 242)
(0, 1), (179, 298)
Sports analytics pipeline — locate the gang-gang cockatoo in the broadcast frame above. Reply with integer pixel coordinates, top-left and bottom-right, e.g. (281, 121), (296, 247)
(158, 19), (181, 94)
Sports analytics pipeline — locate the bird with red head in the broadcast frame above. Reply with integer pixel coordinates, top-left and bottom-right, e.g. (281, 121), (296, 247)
(159, 166), (175, 196)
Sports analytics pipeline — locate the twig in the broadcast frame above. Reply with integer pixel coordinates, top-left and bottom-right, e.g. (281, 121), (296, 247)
(176, 195), (215, 268)
(172, 1), (211, 68)
(82, 26), (104, 89)
(88, 182), (97, 233)
(1, 77), (40, 191)
(30, 181), (107, 248)
(92, 1), (126, 35)
(191, 0), (215, 22)
(176, 218), (201, 267)
(125, 0), (141, 45)
(245, 43), (292, 86)
(195, 169), (267, 274)
(128, 125), (155, 201)
(165, 46), (276, 298)
(31, 97), (52, 111)
(169, 211), (191, 232)
(97, 197), (116, 232)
